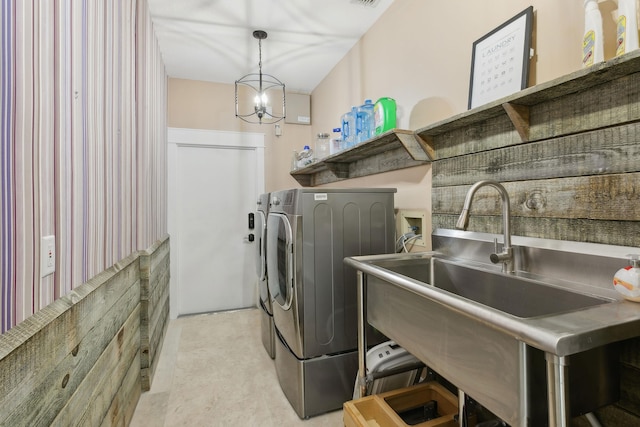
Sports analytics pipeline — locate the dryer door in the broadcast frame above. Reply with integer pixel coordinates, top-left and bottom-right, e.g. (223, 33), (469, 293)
(266, 213), (294, 310)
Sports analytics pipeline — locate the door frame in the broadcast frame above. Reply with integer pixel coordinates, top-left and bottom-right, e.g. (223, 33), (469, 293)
(168, 127), (265, 319)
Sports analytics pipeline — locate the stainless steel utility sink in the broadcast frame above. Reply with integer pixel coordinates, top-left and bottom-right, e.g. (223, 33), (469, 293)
(373, 256), (611, 318)
(347, 229), (640, 427)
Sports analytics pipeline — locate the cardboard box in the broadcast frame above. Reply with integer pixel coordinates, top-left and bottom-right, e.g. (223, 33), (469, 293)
(344, 381), (459, 427)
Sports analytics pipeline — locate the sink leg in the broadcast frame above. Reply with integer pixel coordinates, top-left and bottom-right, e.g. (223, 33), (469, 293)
(357, 271), (368, 399)
(546, 353), (571, 427)
(458, 389), (466, 427)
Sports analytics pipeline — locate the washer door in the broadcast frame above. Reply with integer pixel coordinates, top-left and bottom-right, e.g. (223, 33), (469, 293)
(266, 213), (294, 310)
(254, 210), (267, 281)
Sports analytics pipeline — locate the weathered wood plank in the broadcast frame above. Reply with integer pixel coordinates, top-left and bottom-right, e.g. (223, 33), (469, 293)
(139, 238), (166, 301)
(426, 72), (640, 161)
(424, 112), (522, 160)
(323, 162), (350, 178)
(417, 50), (640, 139)
(0, 254), (140, 424)
(415, 133), (436, 161)
(309, 147), (428, 186)
(289, 129), (430, 186)
(432, 214), (640, 247)
(396, 131), (430, 161)
(420, 57), (640, 161)
(100, 352), (142, 427)
(432, 122), (640, 187)
(0, 281), (140, 427)
(425, 49), (640, 426)
(432, 173), (640, 221)
(0, 240), (171, 426)
(50, 304), (141, 427)
(140, 236), (170, 391)
(142, 298), (169, 390)
(530, 72), (640, 140)
(141, 272), (168, 372)
(502, 102), (530, 141)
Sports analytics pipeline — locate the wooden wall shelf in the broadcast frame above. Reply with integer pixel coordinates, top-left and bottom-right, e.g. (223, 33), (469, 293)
(416, 50), (640, 160)
(290, 129), (431, 187)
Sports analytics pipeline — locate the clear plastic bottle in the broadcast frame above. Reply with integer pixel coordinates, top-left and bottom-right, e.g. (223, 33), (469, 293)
(583, 0), (604, 67)
(291, 150), (298, 171)
(330, 128), (343, 155)
(616, 0), (639, 57)
(297, 145), (314, 168)
(315, 132), (330, 160)
(355, 99), (375, 144)
(341, 107), (356, 148)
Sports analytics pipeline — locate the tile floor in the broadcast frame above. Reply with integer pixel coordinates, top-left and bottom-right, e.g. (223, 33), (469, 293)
(130, 308), (343, 426)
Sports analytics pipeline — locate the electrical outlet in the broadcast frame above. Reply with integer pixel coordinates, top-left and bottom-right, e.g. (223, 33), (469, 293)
(397, 210), (427, 249)
(41, 235), (55, 277)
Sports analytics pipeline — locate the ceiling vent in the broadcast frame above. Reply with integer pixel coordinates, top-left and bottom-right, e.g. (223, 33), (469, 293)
(350, 0), (381, 7)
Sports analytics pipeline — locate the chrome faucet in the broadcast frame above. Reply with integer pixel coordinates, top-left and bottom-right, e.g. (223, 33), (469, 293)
(455, 180), (514, 274)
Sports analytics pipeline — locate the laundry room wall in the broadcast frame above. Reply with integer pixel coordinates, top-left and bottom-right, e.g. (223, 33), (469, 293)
(167, 2), (640, 424)
(1, 0), (169, 424)
(0, 0), (168, 333)
(167, 78), (311, 192)
(168, 0), (598, 244)
(309, 0), (601, 224)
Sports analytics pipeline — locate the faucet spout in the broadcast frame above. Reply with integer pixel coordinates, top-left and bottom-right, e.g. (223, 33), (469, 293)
(455, 180), (514, 273)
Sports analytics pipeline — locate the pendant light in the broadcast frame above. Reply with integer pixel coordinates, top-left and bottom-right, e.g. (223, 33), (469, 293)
(235, 30), (286, 124)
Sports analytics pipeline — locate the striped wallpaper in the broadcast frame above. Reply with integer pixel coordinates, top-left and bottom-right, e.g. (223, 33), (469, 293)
(0, 0), (167, 333)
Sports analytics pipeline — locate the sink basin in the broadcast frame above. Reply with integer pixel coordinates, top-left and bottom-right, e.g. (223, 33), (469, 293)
(351, 253), (620, 426)
(373, 256), (612, 318)
(346, 230), (638, 426)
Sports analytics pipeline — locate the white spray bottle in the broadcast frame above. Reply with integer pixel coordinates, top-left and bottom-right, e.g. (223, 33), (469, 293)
(583, 0), (604, 67)
(616, 0), (639, 56)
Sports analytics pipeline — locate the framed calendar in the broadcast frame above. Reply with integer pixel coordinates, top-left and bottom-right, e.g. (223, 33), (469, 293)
(468, 6), (534, 109)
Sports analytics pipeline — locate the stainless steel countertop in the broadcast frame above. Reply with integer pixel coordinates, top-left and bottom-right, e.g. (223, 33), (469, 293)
(345, 251), (640, 356)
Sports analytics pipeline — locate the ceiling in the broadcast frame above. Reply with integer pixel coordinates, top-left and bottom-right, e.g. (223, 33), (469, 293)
(146, 0), (395, 93)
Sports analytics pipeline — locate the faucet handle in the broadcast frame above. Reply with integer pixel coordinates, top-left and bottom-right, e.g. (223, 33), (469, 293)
(490, 238), (513, 265)
(490, 238), (501, 264)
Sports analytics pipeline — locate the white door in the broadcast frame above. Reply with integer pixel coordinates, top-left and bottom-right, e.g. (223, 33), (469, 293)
(168, 128), (265, 318)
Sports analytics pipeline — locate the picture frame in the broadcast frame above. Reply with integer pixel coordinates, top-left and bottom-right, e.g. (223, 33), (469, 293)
(468, 6), (534, 110)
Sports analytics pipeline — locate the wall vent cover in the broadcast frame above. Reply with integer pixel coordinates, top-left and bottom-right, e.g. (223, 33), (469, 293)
(350, 0), (380, 7)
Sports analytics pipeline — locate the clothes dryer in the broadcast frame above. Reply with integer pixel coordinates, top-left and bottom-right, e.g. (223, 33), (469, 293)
(266, 188), (395, 418)
(255, 193), (275, 359)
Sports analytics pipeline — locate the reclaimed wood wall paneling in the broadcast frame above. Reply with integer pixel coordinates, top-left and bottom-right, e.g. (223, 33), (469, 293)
(0, 255), (140, 426)
(140, 236), (170, 391)
(51, 305), (141, 426)
(429, 62), (640, 424)
(0, 236), (170, 426)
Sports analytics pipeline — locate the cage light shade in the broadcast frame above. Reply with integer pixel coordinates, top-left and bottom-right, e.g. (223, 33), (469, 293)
(235, 30), (286, 124)
(235, 73), (286, 124)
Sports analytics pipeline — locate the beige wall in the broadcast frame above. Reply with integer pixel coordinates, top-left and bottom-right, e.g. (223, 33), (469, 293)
(167, 78), (307, 191)
(168, 0), (618, 236)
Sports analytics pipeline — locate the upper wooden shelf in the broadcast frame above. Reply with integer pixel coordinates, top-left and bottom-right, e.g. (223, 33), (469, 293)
(290, 129), (431, 187)
(416, 50), (640, 159)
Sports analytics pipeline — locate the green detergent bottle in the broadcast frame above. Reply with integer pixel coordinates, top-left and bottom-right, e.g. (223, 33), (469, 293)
(374, 97), (397, 135)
